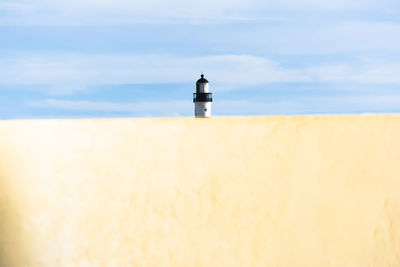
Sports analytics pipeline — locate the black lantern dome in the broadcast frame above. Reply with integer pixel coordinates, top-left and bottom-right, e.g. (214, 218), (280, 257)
(196, 74), (209, 84)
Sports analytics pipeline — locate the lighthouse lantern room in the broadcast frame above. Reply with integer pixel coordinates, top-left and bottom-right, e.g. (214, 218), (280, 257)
(193, 74), (213, 117)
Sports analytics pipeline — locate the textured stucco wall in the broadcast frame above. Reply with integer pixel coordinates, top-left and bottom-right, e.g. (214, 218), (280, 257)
(0, 116), (399, 266)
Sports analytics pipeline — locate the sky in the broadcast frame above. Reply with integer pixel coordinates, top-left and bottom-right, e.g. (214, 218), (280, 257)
(0, 0), (400, 118)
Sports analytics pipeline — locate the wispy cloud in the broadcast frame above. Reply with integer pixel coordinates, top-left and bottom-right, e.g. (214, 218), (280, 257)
(265, 21), (400, 54)
(2, 53), (400, 94)
(0, 54), (306, 88)
(1, 0), (398, 26)
(306, 61), (400, 84)
(29, 99), (191, 117)
(29, 94), (400, 117)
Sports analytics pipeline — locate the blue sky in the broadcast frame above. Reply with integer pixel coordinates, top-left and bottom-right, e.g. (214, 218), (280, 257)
(1, 0), (400, 118)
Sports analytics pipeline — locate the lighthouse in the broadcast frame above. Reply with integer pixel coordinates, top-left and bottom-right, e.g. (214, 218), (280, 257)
(193, 74), (213, 117)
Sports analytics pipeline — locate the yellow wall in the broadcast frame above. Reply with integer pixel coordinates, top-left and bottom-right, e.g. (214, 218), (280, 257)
(0, 116), (399, 266)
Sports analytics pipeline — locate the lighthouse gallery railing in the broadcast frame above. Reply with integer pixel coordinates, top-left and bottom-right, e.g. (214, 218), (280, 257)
(193, 93), (213, 103)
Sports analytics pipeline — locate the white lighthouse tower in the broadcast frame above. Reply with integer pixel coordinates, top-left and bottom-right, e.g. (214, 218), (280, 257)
(193, 74), (213, 117)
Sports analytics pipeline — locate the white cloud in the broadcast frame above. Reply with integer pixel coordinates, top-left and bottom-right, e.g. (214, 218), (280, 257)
(1, 53), (400, 94)
(225, 21), (400, 54)
(0, 54), (308, 90)
(306, 61), (400, 84)
(303, 21), (400, 54)
(0, 0), (398, 25)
